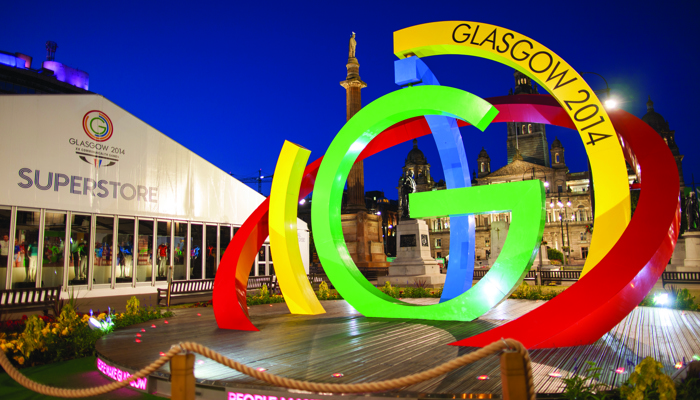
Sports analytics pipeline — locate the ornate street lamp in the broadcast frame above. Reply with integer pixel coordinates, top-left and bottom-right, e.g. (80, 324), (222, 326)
(523, 167), (549, 285)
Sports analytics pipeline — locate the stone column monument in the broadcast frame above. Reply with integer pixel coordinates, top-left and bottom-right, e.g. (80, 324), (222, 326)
(339, 33), (389, 270)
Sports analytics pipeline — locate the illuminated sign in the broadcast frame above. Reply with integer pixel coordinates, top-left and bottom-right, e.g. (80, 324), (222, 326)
(228, 393), (322, 400)
(96, 358), (148, 391)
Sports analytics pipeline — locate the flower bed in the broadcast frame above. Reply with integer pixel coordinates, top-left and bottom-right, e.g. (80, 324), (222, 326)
(1, 296), (172, 368)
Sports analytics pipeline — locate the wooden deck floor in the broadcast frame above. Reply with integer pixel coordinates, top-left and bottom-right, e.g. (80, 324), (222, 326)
(95, 299), (700, 396)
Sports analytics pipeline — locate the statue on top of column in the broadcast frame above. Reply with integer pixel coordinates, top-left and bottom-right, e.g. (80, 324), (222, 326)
(349, 32), (356, 59)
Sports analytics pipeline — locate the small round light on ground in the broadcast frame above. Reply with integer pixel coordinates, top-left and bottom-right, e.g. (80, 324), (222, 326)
(269, 305), (273, 307)
(675, 361), (683, 369)
(136, 333), (142, 337)
(141, 328), (146, 332)
(159, 352), (166, 356)
(548, 371), (562, 378)
(164, 320), (169, 324)
(615, 367), (625, 374)
(196, 360), (205, 365)
(151, 324), (156, 328)
(256, 367), (267, 372)
(197, 313), (201, 316)
(135, 339), (141, 343)
(476, 375), (489, 380)
(331, 373), (344, 378)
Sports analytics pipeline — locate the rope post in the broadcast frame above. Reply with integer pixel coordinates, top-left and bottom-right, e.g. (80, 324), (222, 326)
(167, 266), (173, 307)
(500, 350), (530, 400)
(170, 353), (195, 400)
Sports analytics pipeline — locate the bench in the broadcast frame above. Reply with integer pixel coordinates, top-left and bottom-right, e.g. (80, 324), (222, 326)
(473, 269), (537, 280)
(540, 270), (581, 285)
(0, 286), (61, 316)
(357, 267), (389, 281)
(158, 279), (214, 307)
(247, 275), (278, 294)
(473, 269), (547, 284)
(661, 271), (700, 288)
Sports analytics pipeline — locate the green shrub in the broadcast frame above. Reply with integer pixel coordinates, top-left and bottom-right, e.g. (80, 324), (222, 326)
(246, 293), (285, 305)
(259, 284), (269, 299)
(620, 356), (676, 400)
(317, 281), (330, 300)
(561, 361), (609, 400)
(380, 281), (399, 298)
(639, 286), (698, 311)
(677, 377), (700, 400)
(548, 248), (564, 263)
(403, 286), (432, 298)
(509, 283), (559, 300)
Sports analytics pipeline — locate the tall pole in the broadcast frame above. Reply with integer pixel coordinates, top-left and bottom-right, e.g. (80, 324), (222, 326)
(340, 32), (368, 213)
(559, 212), (565, 265)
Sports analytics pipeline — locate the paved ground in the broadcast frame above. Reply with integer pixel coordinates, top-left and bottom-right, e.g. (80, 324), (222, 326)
(96, 299), (700, 396)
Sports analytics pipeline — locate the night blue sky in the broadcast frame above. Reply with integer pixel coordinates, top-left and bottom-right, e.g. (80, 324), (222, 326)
(3, 1), (698, 198)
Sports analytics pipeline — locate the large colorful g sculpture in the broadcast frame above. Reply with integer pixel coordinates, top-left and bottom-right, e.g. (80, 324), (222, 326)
(213, 21), (680, 349)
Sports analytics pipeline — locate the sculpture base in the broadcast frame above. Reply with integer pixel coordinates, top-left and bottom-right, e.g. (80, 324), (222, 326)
(669, 236), (686, 267)
(341, 211), (388, 269)
(682, 231), (700, 269)
(378, 219), (444, 288)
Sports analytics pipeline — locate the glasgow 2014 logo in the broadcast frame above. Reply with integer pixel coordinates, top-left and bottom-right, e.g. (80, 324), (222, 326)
(83, 110), (114, 142)
(69, 110), (122, 168)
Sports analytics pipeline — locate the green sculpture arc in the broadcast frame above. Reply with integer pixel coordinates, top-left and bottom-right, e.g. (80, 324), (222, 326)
(311, 85), (545, 321)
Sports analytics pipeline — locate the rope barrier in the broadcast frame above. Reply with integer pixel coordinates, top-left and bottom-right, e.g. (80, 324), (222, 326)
(0, 338), (535, 400)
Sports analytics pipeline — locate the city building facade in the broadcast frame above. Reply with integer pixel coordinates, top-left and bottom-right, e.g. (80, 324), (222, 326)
(400, 72), (685, 267)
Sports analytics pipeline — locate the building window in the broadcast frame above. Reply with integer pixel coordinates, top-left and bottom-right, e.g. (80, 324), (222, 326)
(555, 153), (560, 163)
(435, 238), (441, 248)
(528, 124), (532, 133)
(522, 125), (527, 135)
(480, 162), (484, 172)
(558, 185), (563, 193)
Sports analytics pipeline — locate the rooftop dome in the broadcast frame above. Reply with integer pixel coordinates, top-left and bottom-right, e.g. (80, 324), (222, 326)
(552, 136), (563, 148)
(641, 96), (670, 133)
(405, 139), (428, 165)
(478, 147), (490, 159)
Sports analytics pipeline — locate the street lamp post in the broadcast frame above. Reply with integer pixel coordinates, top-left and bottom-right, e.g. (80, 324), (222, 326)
(523, 167), (549, 285)
(557, 196), (572, 265)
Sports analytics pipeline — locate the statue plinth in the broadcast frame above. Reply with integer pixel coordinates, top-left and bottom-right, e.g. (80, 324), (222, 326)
(341, 211), (389, 270)
(682, 230), (700, 270)
(668, 236), (686, 268)
(378, 219), (445, 288)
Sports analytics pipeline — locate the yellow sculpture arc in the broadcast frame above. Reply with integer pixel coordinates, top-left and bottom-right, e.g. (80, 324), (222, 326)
(269, 141), (325, 314)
